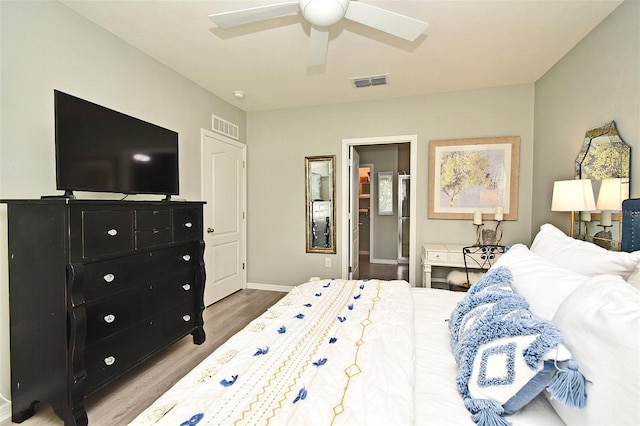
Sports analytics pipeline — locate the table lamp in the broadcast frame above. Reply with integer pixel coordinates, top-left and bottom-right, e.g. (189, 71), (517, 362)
(596, 178), (623, 228)
(594, 178), (626, 247)
(551, 179), (596, 236)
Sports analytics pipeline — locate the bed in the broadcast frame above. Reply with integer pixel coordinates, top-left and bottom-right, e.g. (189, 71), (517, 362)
(131, 206), (640, 426)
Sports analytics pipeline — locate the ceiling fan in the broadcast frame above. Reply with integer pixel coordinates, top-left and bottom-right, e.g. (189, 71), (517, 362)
(208, 0), (428, 67)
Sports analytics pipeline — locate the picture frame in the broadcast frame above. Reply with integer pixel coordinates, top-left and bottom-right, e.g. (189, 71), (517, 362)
(428, 136), (520, 220)
(378, 171), (393, 215)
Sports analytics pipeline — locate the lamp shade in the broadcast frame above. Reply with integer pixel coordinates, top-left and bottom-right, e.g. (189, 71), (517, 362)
(551, 179), (596, 212)
(596, 178), (623, 210)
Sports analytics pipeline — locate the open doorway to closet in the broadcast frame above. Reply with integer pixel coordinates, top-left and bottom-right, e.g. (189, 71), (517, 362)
(341, 135), (418, 285)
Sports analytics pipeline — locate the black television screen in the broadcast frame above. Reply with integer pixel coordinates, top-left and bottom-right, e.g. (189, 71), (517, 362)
(54, 90), (179, 197)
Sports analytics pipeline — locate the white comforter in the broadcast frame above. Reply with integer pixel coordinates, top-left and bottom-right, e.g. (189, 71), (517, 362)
(130, 279), (415, 426)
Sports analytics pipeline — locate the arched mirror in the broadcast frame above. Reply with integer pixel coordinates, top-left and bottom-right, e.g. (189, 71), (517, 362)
(574, 121), (630, 248)
(305, 155), (336, 254)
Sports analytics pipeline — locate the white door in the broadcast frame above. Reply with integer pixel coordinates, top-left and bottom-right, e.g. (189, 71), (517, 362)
(201, 129), (246, 306)
(349, 147), (360, 279)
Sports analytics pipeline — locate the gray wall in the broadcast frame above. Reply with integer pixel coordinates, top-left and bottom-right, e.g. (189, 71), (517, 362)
(532, 0), (639, 237)
(246, 84), (536, 287)
(0, 0), (245, 404)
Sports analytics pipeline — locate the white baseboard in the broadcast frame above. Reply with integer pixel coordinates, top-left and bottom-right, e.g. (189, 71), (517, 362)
(0, 400), (10, 423)
(370, 258), (398, 265)
(246, 282), (293, 293)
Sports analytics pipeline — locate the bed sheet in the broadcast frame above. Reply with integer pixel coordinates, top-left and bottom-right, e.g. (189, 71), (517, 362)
(412, 288), (564, 426)
(130, 279), (416, 426)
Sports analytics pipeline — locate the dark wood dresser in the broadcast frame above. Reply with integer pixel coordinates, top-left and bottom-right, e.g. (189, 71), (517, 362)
(2, 199), (206, 425)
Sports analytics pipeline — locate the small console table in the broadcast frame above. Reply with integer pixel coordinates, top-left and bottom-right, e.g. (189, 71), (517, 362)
(421, 244), (504, 288)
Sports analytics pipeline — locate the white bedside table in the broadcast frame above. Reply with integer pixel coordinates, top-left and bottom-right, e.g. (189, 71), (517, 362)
(421, 244), (504, 288)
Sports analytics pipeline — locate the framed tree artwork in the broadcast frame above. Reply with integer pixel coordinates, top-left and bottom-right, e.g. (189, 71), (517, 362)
(428, 136), (520, 220)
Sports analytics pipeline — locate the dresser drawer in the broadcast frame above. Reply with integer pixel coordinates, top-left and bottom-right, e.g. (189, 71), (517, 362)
(82, 210), (134, 258)
(85, 271), (196, 344)
(135, 228), (171, 249)
(84, 302), (196, 392)
(450, 251), (464, 263)
(173, 208), (201, 242)
(426, 251), (449, 263)
(135, 209), (171, 229)
(81, 244), (198, 302)
(147, 302), (197, 346)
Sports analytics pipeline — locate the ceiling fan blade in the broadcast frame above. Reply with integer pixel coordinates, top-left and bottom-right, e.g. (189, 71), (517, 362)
(344, 2), (428, 41)
(308, 25), (329, 66)
(209, 1), (300, 29)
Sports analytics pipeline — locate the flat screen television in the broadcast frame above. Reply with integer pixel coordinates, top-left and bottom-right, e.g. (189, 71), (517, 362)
(54, 90), (179, 198)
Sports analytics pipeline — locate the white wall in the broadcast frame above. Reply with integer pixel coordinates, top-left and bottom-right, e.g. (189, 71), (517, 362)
(532, 0), (639, 237)
(246, 84), (536, 287)
(0, 0), (245, 405)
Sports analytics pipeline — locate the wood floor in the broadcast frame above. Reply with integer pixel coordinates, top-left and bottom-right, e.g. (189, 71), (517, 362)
(1, 289), (286, 426)
(358, 254), (408, 281)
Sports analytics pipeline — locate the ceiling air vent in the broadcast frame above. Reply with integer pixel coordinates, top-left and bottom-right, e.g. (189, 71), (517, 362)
(212, 115), (239, 140)
(351, 74), (389, 89)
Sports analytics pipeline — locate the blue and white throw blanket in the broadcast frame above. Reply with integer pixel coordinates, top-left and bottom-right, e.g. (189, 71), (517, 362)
(129, 279), (415, 426)
(449, 267), (588, 426)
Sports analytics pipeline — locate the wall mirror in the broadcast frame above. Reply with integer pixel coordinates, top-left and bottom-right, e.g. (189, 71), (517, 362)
(574, 121), (631, 248)
(305, 155), (336, 254)
(378, 171), (394, 215)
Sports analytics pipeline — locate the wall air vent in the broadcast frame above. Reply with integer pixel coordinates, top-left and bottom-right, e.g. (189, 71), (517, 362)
(212, 115), (239, 140)
(351, 74), (389, 89)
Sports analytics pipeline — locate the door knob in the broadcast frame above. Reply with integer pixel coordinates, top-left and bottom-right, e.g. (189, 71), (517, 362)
(207, 227), (214, 233)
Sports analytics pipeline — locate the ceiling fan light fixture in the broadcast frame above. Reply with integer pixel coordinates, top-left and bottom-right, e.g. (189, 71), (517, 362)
(300, 0), (350, 27)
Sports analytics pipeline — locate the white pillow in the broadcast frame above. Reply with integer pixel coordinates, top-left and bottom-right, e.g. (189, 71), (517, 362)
(492, 244), (589, 321)
(549, 274), (640, 425)
(530, 223), (640, 280)
(627, 262), (640, 290)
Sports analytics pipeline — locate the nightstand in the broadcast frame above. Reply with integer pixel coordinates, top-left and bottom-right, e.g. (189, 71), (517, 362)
(421, 244), (504, 288)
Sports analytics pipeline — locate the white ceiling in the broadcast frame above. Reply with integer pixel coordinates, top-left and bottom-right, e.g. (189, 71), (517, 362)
(58, 0), (623, 112)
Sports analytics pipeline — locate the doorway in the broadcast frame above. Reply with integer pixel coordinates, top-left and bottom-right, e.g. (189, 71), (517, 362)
(341, 135), (418, 285)
(358, 164), (373, 258)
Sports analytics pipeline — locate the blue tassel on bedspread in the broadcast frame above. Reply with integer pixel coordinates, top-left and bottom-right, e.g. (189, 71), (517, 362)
(253, 346), (269, 356)
(220, 375), (238, 387)
(180, 413), (204, 426)
(293, 387), (307, 404)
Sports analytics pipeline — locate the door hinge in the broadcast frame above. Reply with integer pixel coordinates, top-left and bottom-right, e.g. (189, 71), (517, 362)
(348, 266), (352, 273)
(243, 160), (246, 168)
(242, 262), (245, 270)
(243, 211), (245, 219)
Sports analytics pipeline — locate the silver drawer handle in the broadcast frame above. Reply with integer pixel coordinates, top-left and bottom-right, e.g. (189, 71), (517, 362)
(182, 254), (191, 261)
(104, 314), (115, 324)
(184, 222), (193, 228)
(104, 356), (115, 366)
(103, 273), (115, 283)
(182, 284), (191, 291)
(182, 315), (191, 322)
(107, 228), (118, 237)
